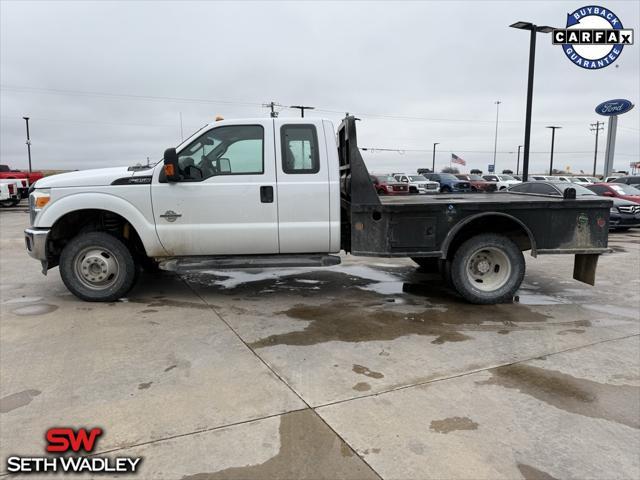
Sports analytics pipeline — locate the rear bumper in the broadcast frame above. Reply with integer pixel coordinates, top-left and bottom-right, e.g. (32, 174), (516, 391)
(24, 228), (50, 266)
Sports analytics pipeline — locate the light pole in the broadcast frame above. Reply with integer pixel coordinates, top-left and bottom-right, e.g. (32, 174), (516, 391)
(492, 100), (501, 171)
(516, 145), (524, 175)
(546, 126), (561, 175)
(590, 121), (604, 177)
(432, 142), (439, 173)
(23, 116), (32, 173)
(510, 22), (554, 182)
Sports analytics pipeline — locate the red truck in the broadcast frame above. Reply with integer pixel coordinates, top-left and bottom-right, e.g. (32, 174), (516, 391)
(0, 164), (44, 197)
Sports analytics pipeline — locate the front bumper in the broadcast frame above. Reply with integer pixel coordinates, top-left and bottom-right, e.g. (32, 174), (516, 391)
(24, 228), (50, 272)
(609, 213), (640, 229)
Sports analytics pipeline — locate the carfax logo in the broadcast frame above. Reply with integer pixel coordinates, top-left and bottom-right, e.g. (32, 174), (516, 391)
(6, 427), (142, 474)
(553, 5), (634, 69)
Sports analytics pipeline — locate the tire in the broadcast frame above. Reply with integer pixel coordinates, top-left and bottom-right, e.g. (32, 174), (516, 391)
(59, 232), (137, 302)
(440, 186), (451, 193)
(378, 189), (387, 195)
(450, 233), (525, 304)
(411, 257), (440, 273)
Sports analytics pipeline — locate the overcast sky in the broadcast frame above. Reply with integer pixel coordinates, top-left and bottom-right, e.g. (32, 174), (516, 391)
(1, 0), (638, 175)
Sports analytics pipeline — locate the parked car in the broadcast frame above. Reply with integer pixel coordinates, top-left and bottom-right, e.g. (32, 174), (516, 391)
(422, 173), (472, 193)
(603, 173), (626, 183)
(455, 174), (497, 192)
(0, 180), (19, 207)
(586, 183), (640, 204)
(612, 176), (640, 188)
(530, 175), (553, 181)
(392, 173), (439, 194)
(570, 176), (599, 185)
(548, 175), (573, 182)
(0, 164), (43, 197)
(508, 181), (640, 230)
(371, 174), (409, 195)
(482, 174), (521, 190)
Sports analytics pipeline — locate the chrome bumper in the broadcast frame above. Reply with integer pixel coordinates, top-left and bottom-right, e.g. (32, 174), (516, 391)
(24, 228), (50, 273)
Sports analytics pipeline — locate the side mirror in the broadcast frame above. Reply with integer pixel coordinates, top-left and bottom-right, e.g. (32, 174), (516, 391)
(163, 148), (180, 182)
(563, 187), (576, 199)
(219, 158), (231, 173)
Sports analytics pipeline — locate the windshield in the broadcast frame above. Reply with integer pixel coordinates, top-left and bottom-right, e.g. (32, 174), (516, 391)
(556, 183), (597, 196)
(498, 175), (515, 181)
(469, 175), (484, 181)
(380, 175), (396, 183)
(409, 175), (427, 181)
(611, 184), (640, 195)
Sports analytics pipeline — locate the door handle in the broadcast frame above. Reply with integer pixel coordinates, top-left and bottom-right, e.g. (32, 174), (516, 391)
(260, 186), (274, 203)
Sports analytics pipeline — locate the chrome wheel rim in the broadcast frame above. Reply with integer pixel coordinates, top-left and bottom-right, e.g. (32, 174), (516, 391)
(465, 247), (511, 292)
(74, 247), (120, 290)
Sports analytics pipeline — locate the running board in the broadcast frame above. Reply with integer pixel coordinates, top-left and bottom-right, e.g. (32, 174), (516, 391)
(158, 254), (341, 272)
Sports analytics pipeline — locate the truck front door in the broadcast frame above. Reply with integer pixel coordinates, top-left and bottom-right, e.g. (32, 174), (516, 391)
(151, 120), (279, 256)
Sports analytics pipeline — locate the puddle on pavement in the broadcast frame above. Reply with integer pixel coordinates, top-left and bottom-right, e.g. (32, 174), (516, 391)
(353, 382), (371, 391)
(2, 296), (44, 304)
(249, 295), (551, 348)
(180, 409), (377, 480)
(0, 389), (41, 413)
(517, 463), (560, 480)
(352, 364), (384, 379)
(11, 304), (58, 316)
(477, 364), (640, 429)
(429, 416), (479, 434)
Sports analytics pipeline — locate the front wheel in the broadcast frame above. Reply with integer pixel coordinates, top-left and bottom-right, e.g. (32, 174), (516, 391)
(59, 232), (137, 302)
(440, 186), (451, 193)
(450, 233), (524, 304)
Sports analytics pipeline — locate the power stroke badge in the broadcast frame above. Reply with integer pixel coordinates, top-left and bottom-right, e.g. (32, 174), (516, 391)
(553, 5), (634, 69)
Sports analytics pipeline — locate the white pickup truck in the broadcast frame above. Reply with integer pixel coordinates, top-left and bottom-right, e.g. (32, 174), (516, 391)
(25, 116), (611, 304)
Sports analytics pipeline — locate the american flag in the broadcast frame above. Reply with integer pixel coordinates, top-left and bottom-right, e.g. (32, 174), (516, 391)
(451, 153), (466, 166)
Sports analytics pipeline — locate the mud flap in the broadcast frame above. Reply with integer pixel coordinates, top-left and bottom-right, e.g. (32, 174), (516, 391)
(573, 254), (599, 286)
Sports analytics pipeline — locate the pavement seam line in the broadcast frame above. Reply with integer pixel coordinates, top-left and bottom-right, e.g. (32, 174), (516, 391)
(313, 332), (640, 410)
(179, 276), (384, 480)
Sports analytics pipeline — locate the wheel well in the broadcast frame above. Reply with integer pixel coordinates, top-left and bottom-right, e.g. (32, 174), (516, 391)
(48, 209), (146, 265)
(443, 214), (535, 260)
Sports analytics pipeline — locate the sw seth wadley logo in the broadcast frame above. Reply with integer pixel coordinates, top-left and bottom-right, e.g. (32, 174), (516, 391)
(553, 5), (634, 69)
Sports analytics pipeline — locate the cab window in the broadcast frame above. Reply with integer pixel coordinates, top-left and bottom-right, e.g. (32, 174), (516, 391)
(177, 125), (264, 181)
(281, 124), (320, 174)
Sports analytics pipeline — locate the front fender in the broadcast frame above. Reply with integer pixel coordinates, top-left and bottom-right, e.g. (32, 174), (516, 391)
(36, 192), (165, 256)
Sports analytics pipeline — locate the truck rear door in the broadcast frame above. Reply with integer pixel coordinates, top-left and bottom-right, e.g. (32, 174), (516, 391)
(274, 119), (332, 253)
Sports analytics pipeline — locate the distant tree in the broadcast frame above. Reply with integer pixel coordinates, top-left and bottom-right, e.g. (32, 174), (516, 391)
(551, 168), (567, 174)
(441, 167), (460, 174)
(417, 168), (431, 174)
(470, 169), (483, 174)
(502, 169), (513, 174)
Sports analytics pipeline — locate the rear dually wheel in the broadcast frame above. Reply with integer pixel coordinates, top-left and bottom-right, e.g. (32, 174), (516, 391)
(450, 233), (525, 304)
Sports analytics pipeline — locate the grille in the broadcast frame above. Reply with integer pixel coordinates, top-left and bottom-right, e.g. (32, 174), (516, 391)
(618, 205), (640, 214)
(425, 183), (438, 190)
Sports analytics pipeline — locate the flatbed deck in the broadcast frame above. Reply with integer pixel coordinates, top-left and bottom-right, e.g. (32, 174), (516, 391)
(379, 192), (609, 206)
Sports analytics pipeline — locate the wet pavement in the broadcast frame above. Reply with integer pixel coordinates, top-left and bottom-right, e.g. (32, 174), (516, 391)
(1, 210), (639, 479)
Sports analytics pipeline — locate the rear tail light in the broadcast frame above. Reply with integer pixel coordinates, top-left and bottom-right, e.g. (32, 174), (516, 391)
(8, 184), (15, 194)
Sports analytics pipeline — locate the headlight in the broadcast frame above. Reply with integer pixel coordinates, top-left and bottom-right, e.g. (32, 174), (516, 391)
(609, 207), (619, 213)
(29, 189), (50, 224)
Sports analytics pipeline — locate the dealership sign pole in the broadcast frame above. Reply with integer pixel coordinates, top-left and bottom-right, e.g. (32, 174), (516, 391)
(595, 99), (634, 177)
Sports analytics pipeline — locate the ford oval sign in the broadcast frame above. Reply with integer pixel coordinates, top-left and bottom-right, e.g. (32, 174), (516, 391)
(595, 99), (634, 116)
